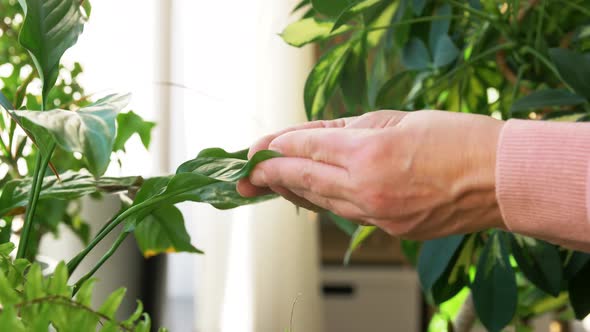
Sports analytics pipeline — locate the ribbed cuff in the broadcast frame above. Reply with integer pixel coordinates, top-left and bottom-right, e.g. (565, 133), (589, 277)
(496, 119), (590, 251)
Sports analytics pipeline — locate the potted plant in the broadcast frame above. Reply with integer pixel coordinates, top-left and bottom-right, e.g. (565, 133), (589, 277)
(280, 0), (590, 331)
(0, 0), (281, 330)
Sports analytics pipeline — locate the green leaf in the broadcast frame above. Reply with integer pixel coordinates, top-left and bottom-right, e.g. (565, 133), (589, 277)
(433, 35), (459, 68)
(344, 226), (376, 264)
(311, 0), (352, 17)
(47, 262), (70, 297)
(177, 148), (282, 181)
(328, 212), (358, 236)
(18, 0), (86, 101)
(134, 313), (151, 332)
(472, 232), (517, 332)
(340, 36), (368, 112)
(564, 252), (590, 280)
(114, 111), (155, 152)
(417, 235), (464, 293)
(24, 263), (44, 300)
(428, 3), (451, 52)
(509, 235), (562, 296)
(568, 260), (590, 319)
(0, 172), (141, 217)
(0, 271), (21, 305)
(81, 0), (92, 18)
(549, 48), (590, 100)
(510, 89), (587, 113)
(413, 0), (428, 15)
(280, 18), (352, 48)
(292, 0), (310, 13)
(0, 243), (15, 257)
(402, 38), (430, 70)
(99, 288), (126, 319)
(400, 240), (421, 266)
(123, 301), (144, 326)
(74, 278), (96, 306)
(0, 90), (13, 111)
(132, 205), (203, 258)
(332, 0), (383, 32)
(0, 307), (25, 332)
(14, 94), (131, 176)
(304, 42), (352, 120)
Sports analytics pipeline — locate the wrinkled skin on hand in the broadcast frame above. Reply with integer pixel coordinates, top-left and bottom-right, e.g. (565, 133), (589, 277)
(238, 110), (505, 240)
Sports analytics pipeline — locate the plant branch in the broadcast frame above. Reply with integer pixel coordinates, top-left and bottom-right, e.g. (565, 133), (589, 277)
(15, 295), (135, 331)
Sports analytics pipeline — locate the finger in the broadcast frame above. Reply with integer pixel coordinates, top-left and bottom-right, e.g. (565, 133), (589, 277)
(236, 179), (273, 197)
(346, 110), (408, 129)
(289, 188), (367, 221)
(270, 186), (324, 212)
(250, 157), (351, 199)
(268, 128), (369, 166)
(248, 118), (357, 159)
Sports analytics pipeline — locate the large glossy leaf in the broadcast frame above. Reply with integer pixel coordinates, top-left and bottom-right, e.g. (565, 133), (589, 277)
(311, 0), (351, 17)
(18, 0), (86, 101)
(568, 260), (590, 319)
(332, 0), (383, 32)
(304, 42), (352, 120)
(417, 235), (464, 293)
(549, 48), (590, 100)
(0, 172), (141, 217)
(402, 38), (430, 70)
(132, 205), (202, 258)
(510, 89), (587, 113)
(113, 111), (155, 152)
(344, 226), (377, 264)
(124, 149), (279, 233)
(280, 18), (351, 48)
(14, 94), (130, 176)
(509, 234), (562, 296)
(472, 232), (517, 332)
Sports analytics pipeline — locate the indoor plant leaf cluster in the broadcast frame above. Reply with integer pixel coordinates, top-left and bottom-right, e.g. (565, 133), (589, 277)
(281, 0), (590, 331)
(0, 0), (286, 330)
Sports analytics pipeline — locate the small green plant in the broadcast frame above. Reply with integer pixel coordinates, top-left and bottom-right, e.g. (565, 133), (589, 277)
(281, 0), (590, 331)
(0, 1), (280, 330)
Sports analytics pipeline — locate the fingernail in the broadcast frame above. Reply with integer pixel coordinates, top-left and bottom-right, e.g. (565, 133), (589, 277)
(250, 169), (267, 186)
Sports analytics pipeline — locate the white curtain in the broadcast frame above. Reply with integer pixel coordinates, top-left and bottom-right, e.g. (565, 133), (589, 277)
(166, 1), (323, 332)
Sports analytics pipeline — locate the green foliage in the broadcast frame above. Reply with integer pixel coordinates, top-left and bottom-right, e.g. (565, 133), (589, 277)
(472, 232), (517, 332)
(18, 0), (85, 102)
(14, 94), (131, 177)
(114, 111), (156, 152)
(285, 0), (590, 329)
(344, 225), (376, 264)
(0, 243), (155, 331)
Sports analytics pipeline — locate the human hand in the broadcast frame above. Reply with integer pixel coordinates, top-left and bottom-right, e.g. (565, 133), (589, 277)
(237, 110), (505, 240)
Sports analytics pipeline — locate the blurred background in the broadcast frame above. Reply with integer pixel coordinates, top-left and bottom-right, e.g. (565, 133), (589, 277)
(1, 0), (588, 331)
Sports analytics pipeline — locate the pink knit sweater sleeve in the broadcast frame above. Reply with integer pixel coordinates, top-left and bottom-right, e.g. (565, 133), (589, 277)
(496, 119), (590, 252)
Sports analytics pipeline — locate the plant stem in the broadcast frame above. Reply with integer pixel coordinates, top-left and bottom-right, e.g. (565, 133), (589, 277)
(66, 195), (166, 275)
(73, 231), (129, 295)
(16, 147), (52, 259)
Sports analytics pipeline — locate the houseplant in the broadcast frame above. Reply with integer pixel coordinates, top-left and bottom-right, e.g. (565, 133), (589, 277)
(0, 0), (280, 330)
(280, 0), (590, 331)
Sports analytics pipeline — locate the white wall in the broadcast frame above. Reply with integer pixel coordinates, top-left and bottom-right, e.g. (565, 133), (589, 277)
(167, 0), (323, 331)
